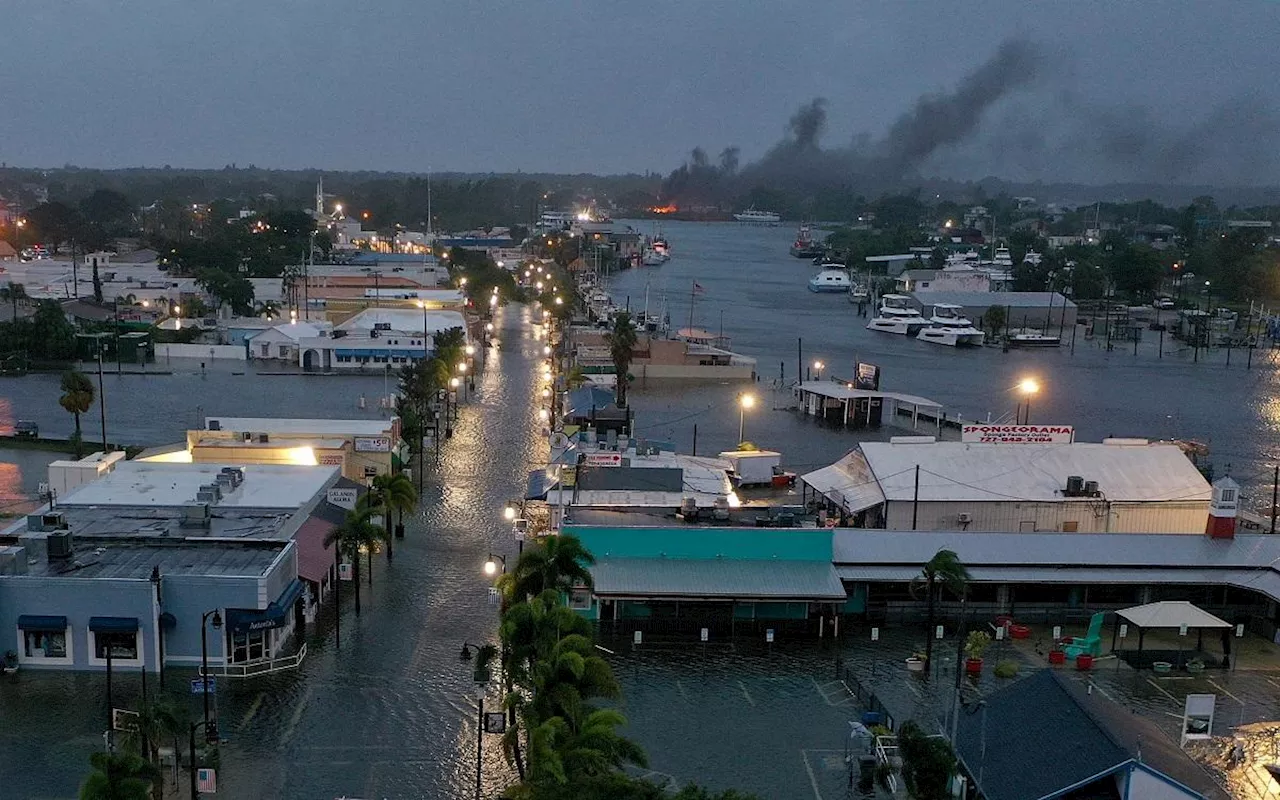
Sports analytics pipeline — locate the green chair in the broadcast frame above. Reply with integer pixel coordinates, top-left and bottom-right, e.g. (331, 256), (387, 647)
(1063, 612), (1105, 659)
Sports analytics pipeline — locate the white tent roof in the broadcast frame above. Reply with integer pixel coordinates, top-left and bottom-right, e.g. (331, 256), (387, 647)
(801, 450), (886, 514)
(1116, 601), (1231, 630)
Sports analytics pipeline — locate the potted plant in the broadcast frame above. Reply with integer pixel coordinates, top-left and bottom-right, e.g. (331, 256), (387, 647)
(906, 651), (927, 673)
(1186, 657), (1206, 674)
(964, 630), (991, 675)
(2, 650), (18, 673)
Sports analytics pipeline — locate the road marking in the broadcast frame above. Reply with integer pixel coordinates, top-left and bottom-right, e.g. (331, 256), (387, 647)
(1145, 678), (1178, 702)
(903, 676), (924, 699)
(1266, 676), (1280, 691)
(1085, 681), (1114, 702)
(239, 692), (265, 729)
(800, 750), (825, 800)
(280, 684), (313, 747)
(1207, 678), (1242, 704)
(738, 680), (757, 707)
(676, 679), (691, 703)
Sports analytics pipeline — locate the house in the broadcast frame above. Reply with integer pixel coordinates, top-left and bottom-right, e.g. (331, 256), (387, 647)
(897, 268), (992, 294)
(293, 306), (466, 370)
(954, 669), (1218, 800)
(246, 321), (332, 361)
(802, 439), (1210, 533)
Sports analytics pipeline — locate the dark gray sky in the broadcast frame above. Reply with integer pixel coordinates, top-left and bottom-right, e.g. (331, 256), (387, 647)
(5, 1), (1280, 184)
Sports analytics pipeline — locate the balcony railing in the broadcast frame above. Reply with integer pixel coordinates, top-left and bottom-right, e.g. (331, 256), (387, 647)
(209, 643), (307, 678)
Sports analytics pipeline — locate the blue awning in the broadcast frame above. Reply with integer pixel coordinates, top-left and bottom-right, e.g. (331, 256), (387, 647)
(526, 469), (557, 501)
(17, 615), (67, 631)
(225, 578), (305, 634)
(89, 616), (139, 633)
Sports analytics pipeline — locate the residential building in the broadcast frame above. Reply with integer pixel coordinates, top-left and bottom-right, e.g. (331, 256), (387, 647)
(294, 306), (466, 370)
(246, 321), (332, 361)
(802, 439), (1210, 533)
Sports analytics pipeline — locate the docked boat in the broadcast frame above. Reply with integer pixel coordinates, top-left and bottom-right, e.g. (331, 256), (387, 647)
(789, 224), (824, 258)
(808, 268), (851, 293)
(1007, 329), (1061, 347)
(651, 235), (671, 260)
(916, 304), (986, 347)
(866, 294), (928, 335)
(641, 247), (665, 266)
(734, 208), (782, 225)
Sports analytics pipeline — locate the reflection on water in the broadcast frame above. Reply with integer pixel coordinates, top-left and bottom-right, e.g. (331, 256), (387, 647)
(1191, 725), (1280, 798)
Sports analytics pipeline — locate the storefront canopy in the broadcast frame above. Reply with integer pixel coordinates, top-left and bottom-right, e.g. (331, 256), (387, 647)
(225, 579), (305, 634)
(1117, 601), (1231, 631)
(17, 615), (67, 631)
(89, 616), (139, 633)
(590, 558), (847, 602)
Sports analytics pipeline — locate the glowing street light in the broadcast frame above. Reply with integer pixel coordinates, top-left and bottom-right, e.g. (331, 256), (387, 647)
(536, 281), (544, 290)
(554, 296), (563, 306)
(738, 393), (756, 442)
(1018, 378), (1040, 424)
(543, 345), (552, 356)
(465, 345), (476, 356)
(459, 276), (467, 286)
(449, 377), (460, 389)
(538, 408), (550, 422)
(813, 360), (825, 380)
(485, 322), (494, 333)
(503, 504), (517, 521)
(483, 553), (506, 576)
(489, 295), (498, 307)
(457, 362), (468, 373)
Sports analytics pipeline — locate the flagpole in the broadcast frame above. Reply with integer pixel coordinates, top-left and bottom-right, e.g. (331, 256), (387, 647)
(688, 280), (696, 335)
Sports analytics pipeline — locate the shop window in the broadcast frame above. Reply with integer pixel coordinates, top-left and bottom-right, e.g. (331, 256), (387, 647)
(93, 631), (138, 660)
(24, 629), (67, 659)
(231, 630), (267, 663)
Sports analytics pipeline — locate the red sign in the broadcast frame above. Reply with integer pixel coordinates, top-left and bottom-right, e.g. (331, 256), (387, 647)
(961, 424), (1074, 444)
(583, 453), (623, 467)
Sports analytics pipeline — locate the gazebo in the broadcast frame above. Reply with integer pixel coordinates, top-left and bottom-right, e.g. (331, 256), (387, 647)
(1112, 601), (1232, 669)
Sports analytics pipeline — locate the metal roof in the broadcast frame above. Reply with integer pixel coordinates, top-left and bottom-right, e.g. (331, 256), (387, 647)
(858, 441), (1210, 503)
(800, 450), (886, 514)
(21, 540), (288, 579)
(795, 381), (942, 408)
(591, 557), (847, 601)
(1117, 601), (1231, 630)
(59, 461), (338, 509)
(907, 290), (1077, 309)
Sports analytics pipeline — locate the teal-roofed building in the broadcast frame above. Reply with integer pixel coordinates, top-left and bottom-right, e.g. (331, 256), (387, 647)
(567, 525), (849, 639)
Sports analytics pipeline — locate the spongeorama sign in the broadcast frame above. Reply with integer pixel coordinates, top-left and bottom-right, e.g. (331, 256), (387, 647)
(961, 424), (1075, 444)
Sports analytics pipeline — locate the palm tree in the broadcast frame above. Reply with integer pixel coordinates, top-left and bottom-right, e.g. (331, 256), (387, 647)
(910, 549), (970, 674)
(506, 534), (596, 602)
(524, 708), (646, 789)
(605, 313), (637, 406)
(59, 370), (95, 456)
(78, 750), (157, 800)
(323, 505), (384, 615)
(0, 282), (26, 319)
(119, 698), (185, 800)
(370, 472), (416, 561)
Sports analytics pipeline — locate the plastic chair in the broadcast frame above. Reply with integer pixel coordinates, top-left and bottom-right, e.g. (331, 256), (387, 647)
(1063, 612), (1105, 659)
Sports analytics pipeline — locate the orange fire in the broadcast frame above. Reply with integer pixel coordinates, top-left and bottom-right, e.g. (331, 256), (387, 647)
(649, 204), (678, 214)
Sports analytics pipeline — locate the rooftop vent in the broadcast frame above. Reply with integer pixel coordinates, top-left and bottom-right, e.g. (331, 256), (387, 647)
(208, 419), (221, 431)
(1065, 476), (1084, 497)
(46, 530), (73, 561)
(196, 483), (221, 504)
(180, 503), (211, 528)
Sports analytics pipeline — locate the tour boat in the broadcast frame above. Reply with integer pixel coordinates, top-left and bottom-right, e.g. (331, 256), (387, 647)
(734, 208), (782, 225)
(866, 294), (928, 335)
(916, 304), (986, 347)
(808, 268), (851, 293)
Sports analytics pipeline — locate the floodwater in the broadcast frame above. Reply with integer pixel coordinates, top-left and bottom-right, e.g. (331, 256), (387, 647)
(609, 220), (1280, 499)
(0, 305), (542, 799)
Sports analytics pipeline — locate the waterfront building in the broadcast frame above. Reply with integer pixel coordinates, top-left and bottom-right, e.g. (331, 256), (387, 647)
(571, 329), (757, 382)
(245, 320), (332, 361)
(139, 416), (405, 482)
(0, 461), (344, 674)
(293, 307), (466, 370)
(802, 439), (1210, 533)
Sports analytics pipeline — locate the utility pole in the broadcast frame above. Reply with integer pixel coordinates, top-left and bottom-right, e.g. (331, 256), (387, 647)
(911, 465), (920, 530)
(97, 343), (108, 451)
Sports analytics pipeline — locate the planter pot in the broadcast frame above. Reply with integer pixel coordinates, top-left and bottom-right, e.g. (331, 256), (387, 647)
(906, 658), (926, 673)
(1076, 654), (1094, 671)
(1152, 661), (1173, 674)
(965, 658), (984, 675)
(1009, 624), (1031, 640)
(1048, 650), (1066, 665)
(1187, 662), (1206, 675)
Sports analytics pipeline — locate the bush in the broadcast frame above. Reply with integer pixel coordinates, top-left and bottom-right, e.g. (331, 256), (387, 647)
(994, 660), (1019, 679)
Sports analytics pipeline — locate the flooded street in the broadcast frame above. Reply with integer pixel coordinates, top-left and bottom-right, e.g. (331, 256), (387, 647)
(0, 305), (541, 799)
(610, 220), (1280, 500)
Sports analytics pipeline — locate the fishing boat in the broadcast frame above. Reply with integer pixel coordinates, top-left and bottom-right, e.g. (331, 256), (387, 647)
(651, 235), (671, 260)
(808, 268), (851, 293)
(641, 247), (665, 266)
(1006, 328), (1061, 348)
(916, 304), (986, 347)
(789, 224), (824, 258)
(866, 294), (928, 335)
(733, 208), (782, 225)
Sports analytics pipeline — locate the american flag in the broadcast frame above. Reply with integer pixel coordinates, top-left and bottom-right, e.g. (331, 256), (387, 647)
(692, 281), (706, 295)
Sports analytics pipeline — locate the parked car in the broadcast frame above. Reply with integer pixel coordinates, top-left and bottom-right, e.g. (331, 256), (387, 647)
(13, 420), (38, 438)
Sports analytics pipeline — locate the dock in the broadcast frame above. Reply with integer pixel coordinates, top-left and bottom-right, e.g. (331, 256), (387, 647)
(794, 380), (945, 433)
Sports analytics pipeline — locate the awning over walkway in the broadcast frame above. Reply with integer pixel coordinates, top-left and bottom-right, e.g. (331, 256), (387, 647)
(1117, 601), (1231, 630)
(225, 579), (305, 634)
(590, 558), (847, 601)
(800, 451), (885, 514)
(17, 615), (67, 631)
(526, 469), (557, 501)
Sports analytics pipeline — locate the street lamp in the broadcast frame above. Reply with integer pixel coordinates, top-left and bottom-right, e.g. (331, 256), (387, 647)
(200, 610), (222, 733)
(459, 276), (467, 287)
(543, 345), (552, 356)
(813, 360), (825, 381)
(503, 503), (517, 522)
(483, 553), (507, 576)
(1018, 378), (1040, 424)
(538, 408), (550, 422)
(738, 393), (756, 442)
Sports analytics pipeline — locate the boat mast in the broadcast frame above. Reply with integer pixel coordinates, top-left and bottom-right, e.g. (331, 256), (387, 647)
(688, 280), (696, 334)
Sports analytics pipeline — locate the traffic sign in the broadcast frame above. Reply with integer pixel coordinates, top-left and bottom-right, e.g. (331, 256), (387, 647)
(870, 627), (879, 642)
(700, 627), (709, 642)
(197, 768), (216, 793)
(766, 629), (775, 643)
(190, 677), (216, 695)
(484, 712), (507, 734)
(112, 708), (139, 732)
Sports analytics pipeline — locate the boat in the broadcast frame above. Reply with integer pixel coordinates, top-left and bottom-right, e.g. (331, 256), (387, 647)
(789, 224), (824, 258)
(733, 208), (782, 225)
(640, 248), (665, 266)
(916, 304), (986, 347)
(866, 294), (928, 335)
(808, 268), (851, 293)
(651, 235), (671, 260)
(1007, 328), (1061, 347)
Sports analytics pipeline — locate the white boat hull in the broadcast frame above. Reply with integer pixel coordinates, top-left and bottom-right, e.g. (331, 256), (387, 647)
(917, 327), (986, 347)
(1008, 334), (1061, 347)
(809, 282), (850, 293)
(867, 317), (928, 335)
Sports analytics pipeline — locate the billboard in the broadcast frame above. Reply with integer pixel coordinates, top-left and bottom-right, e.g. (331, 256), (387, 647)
(855, 362), (880, 391)
(327, 488), (358, 509)
(354, 436), (392, 452)
(961, 425), (1075, 444)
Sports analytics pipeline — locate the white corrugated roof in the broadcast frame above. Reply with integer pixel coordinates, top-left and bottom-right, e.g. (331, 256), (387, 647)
(1117, 601), (1231, 629)
(338, 307), (466, 336)
(797, 381), (942, 408)
(592, 558), (847, 600)
(860, 441), (1210, 503)
(800, 450), (886, 513)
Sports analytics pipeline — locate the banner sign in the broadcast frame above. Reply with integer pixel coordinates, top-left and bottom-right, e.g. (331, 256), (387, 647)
(327, 488), (358, 509)
(354, 436), (392, 452)
(584, 453), (623, 467)
(855, 362), (880, 391)
(961, 424), (1074, 444)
